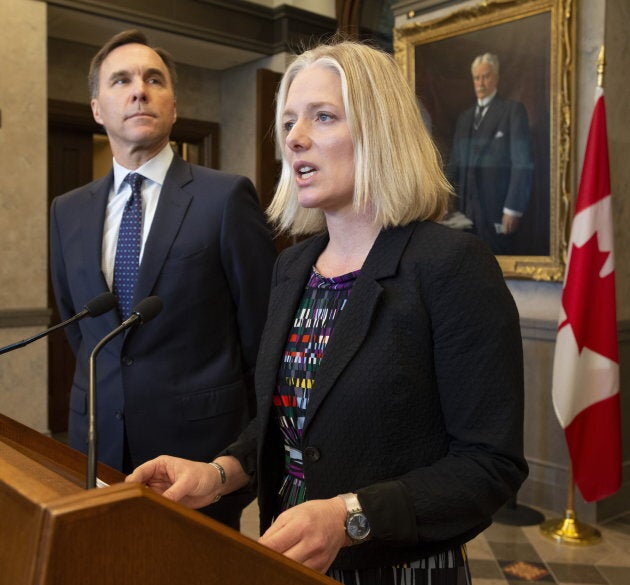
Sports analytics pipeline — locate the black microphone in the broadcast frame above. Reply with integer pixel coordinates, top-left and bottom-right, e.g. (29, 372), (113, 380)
(0, 292), (117, 356)
(86, 296), (163, 489)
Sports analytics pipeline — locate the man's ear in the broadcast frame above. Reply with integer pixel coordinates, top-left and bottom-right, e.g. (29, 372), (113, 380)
(91, 98), (102, 125)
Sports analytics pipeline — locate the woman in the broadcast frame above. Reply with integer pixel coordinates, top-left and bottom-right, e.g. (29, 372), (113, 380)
(127, 40), (528, 584)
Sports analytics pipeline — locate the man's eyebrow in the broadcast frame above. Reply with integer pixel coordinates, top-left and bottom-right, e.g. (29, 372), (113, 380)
(107, 67), (167, 80)
(145, 67), (167, 79)
(108, 69), (130, 80)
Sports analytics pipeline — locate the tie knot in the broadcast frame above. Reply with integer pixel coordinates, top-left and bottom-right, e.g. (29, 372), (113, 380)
(125, 173), (145, 195)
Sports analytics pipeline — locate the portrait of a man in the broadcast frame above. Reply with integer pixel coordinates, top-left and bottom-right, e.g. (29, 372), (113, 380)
(447, 53), (534, 255)
(408, 9), (552, 260)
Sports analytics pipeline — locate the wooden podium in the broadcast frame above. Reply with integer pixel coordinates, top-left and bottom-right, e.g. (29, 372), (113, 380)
(0, 413), (336, 585)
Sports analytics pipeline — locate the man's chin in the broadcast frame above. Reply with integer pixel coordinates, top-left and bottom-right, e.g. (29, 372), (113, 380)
(122, 133), (169, 155)
(126, 128), (167, 143)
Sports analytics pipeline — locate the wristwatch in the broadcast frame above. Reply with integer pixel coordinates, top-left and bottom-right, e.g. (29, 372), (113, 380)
(339, 493), (371, 543)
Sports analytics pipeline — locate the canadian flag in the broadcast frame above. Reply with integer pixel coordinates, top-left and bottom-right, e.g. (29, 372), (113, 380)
(551, 88), (621, 502)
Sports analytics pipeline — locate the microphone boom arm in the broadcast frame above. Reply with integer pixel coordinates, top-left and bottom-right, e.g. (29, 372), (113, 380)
(0, 310), (88, 355)
(0, 291), (116, 356)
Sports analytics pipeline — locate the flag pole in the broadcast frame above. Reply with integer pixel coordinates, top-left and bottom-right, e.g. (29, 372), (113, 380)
(596, 45), (605, 88)
(540, 464), (601, 544)
(540, 45), (607, 546)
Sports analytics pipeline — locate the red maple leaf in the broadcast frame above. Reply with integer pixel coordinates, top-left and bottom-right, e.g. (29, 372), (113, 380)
(559, 233), (618, 362)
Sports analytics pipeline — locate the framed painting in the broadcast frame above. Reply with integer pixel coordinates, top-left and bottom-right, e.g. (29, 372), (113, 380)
(395, 0), (576, 280)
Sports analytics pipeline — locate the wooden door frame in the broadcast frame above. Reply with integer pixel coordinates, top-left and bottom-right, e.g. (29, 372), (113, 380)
(47, 100), (220, 433)
(48, 100), (220, 168)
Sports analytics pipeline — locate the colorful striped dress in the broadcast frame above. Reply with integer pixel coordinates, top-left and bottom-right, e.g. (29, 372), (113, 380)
(273, 266), (357, 512)
(272, 267), (471, 585)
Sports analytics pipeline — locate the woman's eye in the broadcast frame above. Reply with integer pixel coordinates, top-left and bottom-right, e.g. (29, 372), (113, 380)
(283, 121), (295, 132)
(317, 112), (333, 122)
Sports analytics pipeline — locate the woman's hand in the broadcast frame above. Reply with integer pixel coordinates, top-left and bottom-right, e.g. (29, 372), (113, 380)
(258, 497), (349, 573)
(125, 455), (225, 509)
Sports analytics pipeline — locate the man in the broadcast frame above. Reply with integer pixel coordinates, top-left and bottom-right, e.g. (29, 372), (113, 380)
(49, 29), (276, 528)
(448, 53), (534, 254)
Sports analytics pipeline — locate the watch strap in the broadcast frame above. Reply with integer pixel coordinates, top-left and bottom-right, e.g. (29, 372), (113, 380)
(339, 492), (362, 514)
(339, 492), (371, 543)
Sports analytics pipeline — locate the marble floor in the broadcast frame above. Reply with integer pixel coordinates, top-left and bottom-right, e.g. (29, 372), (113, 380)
(239, 502), (630, 584)
(465, 510), (630, 585)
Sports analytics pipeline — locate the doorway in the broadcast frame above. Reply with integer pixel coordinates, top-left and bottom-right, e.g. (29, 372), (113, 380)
(47, 99), (219, 433)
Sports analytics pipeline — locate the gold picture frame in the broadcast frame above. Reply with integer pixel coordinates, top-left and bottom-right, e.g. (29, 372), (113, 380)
(395, 0), (576, 280)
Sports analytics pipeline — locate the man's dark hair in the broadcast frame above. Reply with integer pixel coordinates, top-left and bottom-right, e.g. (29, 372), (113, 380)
(88, 29), (178, 98)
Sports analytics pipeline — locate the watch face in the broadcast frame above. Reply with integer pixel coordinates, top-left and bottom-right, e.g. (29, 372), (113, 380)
(347, 513), (371, 540)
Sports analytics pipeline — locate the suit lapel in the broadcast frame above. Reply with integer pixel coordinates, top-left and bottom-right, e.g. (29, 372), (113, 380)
(302, 223), (416, 433)
(462, 106), (476, 136)
(134, 155), (193, 306)
(80, 172), (119, 332)
(474, 97), (505, 148)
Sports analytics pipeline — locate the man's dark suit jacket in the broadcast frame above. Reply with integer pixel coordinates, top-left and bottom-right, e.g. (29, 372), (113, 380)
(50, 154), (276, 523)
(226, 221), (528, 569)
(448, 95), (534, 254)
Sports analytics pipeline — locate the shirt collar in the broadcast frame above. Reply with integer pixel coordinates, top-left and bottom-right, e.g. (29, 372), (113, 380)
(113, 143), (175, 194)
(477, 91), (497, 108)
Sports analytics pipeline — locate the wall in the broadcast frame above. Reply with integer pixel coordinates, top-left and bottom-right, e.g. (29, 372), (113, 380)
(46, 37), (290, 185)
(3, 0), (626, 522)
(395, 0), (629, 522)
(221, 53), (289, 181)
(606, 0), (630, 319)
(601, 0), (630, 522)
(519, 0), (630, 523)
(248, 0), (336, 18)
(47, 38), (222, 123)
(0, 0), (48, 432)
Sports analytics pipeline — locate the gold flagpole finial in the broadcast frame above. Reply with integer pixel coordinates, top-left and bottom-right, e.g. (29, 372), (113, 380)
(597, 46), (605, 88)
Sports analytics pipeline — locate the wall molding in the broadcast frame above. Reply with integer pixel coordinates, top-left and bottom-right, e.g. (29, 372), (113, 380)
(45, 0), (337, 57)
(520, 317), (630, 342)
(0, 308), (51, 329)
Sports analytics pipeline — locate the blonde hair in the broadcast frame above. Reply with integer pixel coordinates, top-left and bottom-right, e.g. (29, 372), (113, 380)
(268, 40), (452, 235)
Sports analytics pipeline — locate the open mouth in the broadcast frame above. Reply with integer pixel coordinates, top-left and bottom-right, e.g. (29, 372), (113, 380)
(297, 165), (316, 179)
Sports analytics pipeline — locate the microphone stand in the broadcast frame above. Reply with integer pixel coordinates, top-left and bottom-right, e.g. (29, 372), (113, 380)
(86, 296), (163, 489)
(87, 325), (128, 489)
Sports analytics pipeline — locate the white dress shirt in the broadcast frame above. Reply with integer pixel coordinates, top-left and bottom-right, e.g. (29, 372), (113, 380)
(101, 143), (174, 289)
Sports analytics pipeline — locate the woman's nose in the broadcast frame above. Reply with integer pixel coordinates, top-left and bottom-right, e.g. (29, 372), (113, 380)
(286, 120), (310, 151)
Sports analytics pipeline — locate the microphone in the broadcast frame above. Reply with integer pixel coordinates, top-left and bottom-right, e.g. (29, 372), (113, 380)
(0, 292), (117, 356)
(86, 296), (163, 489)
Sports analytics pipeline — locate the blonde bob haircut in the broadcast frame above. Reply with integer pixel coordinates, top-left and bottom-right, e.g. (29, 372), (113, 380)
(267, 40), (452, 235)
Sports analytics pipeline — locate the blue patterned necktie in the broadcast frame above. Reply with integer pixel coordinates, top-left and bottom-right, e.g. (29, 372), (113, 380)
(113, 173), (144, 320)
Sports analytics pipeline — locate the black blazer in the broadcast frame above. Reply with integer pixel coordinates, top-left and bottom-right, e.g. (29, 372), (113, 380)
(227, 220), (528, 569)
(50, 155), (276, 476)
